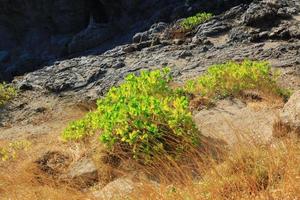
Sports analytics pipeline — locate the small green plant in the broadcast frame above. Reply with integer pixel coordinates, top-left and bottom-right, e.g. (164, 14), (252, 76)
(185, 60), (288, 100)
(0, 83), (16, 107)
(0, 140), (31, 161)
(63, 68), (199, 161)
(180, 12), (213, 31)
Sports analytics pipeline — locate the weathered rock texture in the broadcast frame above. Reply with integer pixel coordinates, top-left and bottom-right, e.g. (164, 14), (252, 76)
(279, 90), (300, 133)
(14, 0), (300, 99)
(194, 99), (280, 145)
(0, 0), (253, 81)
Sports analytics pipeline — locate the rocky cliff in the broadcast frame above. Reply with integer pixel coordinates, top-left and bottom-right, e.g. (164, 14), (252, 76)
(14, 0), (300, 99)
(0, 0), (252, 81)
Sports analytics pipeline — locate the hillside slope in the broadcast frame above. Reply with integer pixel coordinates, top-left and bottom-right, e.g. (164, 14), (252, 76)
(1, 0), (300, 199)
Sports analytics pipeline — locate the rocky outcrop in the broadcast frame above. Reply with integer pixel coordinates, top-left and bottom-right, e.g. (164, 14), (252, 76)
(0, 0), (254, 81)
(13, 0), (300, 101)
(194, 98), (279, 145)
(278, 90), (300, 134)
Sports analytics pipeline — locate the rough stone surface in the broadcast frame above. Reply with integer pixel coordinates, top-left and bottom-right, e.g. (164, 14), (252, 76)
(93, 178), (136, 200)
(194, 99), (280, 145)
(0, 0), (253, 81)
(280, 90), (300, 130)
(67, 158), (98, 187)
(9, 0), (298, 101)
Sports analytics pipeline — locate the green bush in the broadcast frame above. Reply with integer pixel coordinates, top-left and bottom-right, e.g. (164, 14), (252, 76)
(62, 68), (199, 161)
(0, 83), (16, 107)
(185, 60), (289, 100)
(180, 12), (213, 31)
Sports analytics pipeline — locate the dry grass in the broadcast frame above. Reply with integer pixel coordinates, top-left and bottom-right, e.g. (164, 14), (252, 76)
(0, 171), (87, 200)
(0, 93), (299, 200)
(0, 135), (89, 200)
(1, 127), (299, 200)
(132, 137), (300, 200)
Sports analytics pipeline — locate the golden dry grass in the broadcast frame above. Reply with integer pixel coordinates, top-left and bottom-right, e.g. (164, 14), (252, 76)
(132, 137), (300, 200)
(0, 135), (88, 200)
(1, 124), (300, 200)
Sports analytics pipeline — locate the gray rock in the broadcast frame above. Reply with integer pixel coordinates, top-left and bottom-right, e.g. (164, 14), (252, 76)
(241, 0), (300, 27)
(93, 178), (135, 200)
(17, 81), (34, 91)
(178, 50), (193, 58)
(149, 22), (168, 34)
(112, 61), (125, 69)
(1, 0), (299, 83)
(221, 4), (248, 20)
(194, 99), (277, 145)
(41, 58), (107, 93)
(133, 32), (150, 43)
(228, 27), (253, 42)
(4, 0), (245, 80)
(279, 90), (300, 132)
(242, 1), (277, 26)
(5, 0), (300, 104)
(67, 158), (98, 187)
(196, 20), (231, 37)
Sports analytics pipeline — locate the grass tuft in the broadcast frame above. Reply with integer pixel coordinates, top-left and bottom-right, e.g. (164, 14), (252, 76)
(0, 140), (31, 161)
(0, 83), (16, 107)
(185, 60), (291, 101)
(180, 12), (213, 31)
(132, 138), (300, 200)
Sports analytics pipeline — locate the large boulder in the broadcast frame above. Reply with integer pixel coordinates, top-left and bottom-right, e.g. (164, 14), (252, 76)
(278, 91), (300, 134)
(194, 99), (278, 145)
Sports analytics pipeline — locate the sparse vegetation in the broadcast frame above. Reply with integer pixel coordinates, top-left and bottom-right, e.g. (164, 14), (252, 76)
(63, 68), (199, 161)
(0, 140), (31, 161)
(63, 61), (291, 162)
(180, 12), (213, 31)
(0, 82), (16, 107)
(185, 60), (291, 100)
(2, 60), (299, 199)
(1, 0), (299, 197)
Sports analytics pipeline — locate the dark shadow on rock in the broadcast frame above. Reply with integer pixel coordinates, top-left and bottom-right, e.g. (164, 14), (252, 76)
(0, 0), (255, 82)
